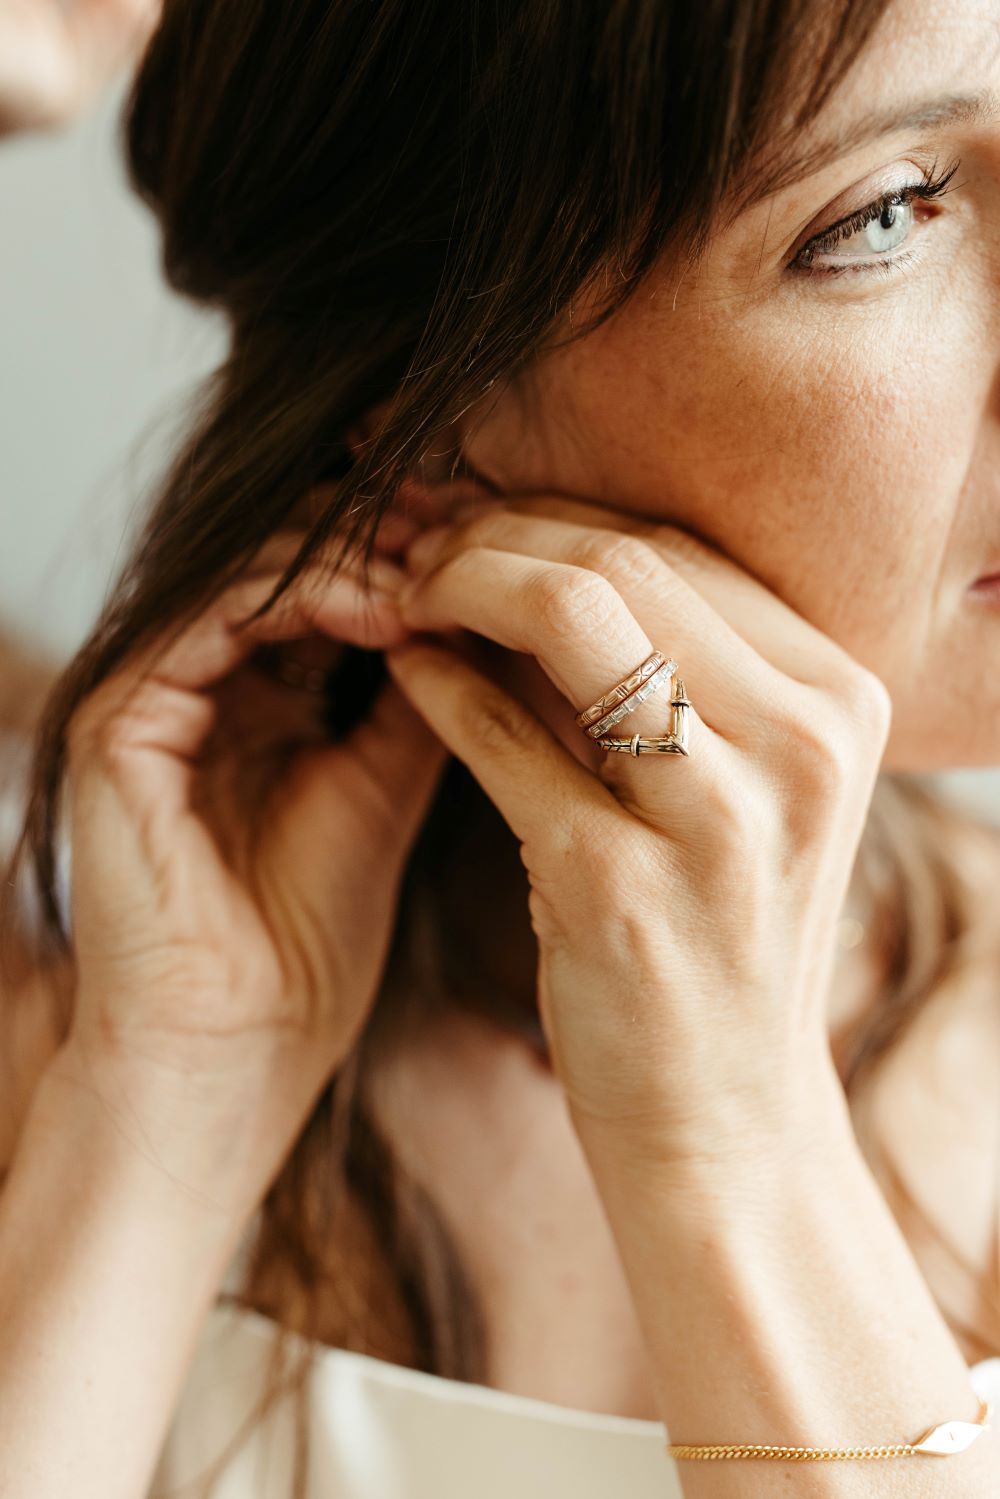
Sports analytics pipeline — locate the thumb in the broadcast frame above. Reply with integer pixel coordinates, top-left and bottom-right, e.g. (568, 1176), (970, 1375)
(336, 674), (451, 852)
(270, 676), (449, 892)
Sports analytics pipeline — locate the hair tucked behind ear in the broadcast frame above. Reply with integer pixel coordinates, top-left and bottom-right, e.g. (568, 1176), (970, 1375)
(4, 1), (999, 1494)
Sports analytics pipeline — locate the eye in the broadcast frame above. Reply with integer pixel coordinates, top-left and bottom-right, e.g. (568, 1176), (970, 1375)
(789, 158), (960, 277)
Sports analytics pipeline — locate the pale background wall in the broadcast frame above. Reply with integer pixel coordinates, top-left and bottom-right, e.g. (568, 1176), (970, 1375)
(1, 83), (998, 825)
(0, 81), (226, 661)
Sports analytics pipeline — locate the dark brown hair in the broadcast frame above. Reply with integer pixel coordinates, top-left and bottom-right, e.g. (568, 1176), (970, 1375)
(5, 1), (1000, 1493)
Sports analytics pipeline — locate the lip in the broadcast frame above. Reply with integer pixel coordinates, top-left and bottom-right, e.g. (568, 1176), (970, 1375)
(968, 568), (1000, 596)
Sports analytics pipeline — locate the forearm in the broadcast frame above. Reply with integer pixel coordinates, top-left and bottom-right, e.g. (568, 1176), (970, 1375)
(574, 1058), (998, 1498)
(0, 1044), (257, 1499)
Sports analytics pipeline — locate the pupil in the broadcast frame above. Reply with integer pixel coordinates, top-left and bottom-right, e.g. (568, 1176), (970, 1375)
(880, 205), (898, 230)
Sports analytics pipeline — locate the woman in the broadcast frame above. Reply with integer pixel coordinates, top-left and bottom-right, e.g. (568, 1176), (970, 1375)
(1, 0), (999, 1495)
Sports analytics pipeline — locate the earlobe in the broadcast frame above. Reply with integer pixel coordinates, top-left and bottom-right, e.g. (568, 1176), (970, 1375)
(350, 395), (499, 511)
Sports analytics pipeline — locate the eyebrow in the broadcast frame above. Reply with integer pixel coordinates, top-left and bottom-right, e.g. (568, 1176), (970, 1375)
(740, 89), (1000, 211)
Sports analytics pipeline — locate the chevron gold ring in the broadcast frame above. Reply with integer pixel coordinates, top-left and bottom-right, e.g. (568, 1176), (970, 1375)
(594, 671), (693, 758)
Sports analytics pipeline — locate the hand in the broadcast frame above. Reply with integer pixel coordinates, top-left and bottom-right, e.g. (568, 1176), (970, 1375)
(385, 493), (892, 1167)
(0, 0), (158, 136)
(62, 531), (445, 1201)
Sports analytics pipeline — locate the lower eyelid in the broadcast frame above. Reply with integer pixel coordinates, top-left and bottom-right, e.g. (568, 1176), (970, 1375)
(788, 245), (921, 281)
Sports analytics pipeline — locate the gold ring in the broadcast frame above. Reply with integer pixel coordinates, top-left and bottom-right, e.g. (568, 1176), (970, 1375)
(575, 652), (669, 730)
(584, 660), (676, 739)
(596, 677), (692, 756)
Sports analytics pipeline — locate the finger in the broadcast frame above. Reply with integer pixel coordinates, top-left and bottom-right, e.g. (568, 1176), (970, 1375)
(396, 542), (748, 823)
(411, 499), (849, 693)
(398, 538), (768, 742)
(149, 559), (405, 695)
(231, 531), (402, 725)
(293, 676), (450, 861)
(395, 560), (740, 839)
(71, 559), (409, 772)
(383, 640), (614, 848)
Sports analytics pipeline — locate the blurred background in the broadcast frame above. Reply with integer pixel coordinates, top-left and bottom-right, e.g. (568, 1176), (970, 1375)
(1, 81), (998, 823)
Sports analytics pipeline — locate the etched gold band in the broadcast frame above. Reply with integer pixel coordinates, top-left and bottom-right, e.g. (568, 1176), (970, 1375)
(575, 652), (670, 730)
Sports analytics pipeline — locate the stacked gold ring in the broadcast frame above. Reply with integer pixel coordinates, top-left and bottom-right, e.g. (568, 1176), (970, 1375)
(576, 651), (693, 758)
(575, 650), (668, 731)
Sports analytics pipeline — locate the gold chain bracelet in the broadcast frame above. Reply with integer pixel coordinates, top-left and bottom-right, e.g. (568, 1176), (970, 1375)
(665, 1396), (993, 1462)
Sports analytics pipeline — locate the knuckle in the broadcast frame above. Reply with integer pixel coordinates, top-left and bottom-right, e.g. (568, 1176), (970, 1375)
(572, 532), (662, 591)
(786, 710), (850, 796)
(85, 718), (136, 776)
(66, 678), (150, 775)
(769, 698), (865, 831)
(529, 566), (621, 643)
(780, 669), (890, 792)
(809, 653), (893, 733)
(838, 665), (893, 738)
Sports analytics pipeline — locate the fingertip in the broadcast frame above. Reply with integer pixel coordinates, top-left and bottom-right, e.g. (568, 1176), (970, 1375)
(312, 586), (411, 650)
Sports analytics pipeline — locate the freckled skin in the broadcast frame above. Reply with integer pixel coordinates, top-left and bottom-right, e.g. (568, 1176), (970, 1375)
(460, 0), (1000, 772)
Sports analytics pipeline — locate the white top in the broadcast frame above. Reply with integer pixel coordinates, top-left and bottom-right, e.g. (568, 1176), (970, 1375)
(151, 1302), (674, 1498)
(149, 1303), (1000, 1498)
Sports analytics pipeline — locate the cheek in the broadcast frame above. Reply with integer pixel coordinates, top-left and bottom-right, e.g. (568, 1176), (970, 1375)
(572, 304), (969, 678)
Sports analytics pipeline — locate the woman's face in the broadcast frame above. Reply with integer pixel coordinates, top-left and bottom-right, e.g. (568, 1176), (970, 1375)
(458, 0), (1000, 773)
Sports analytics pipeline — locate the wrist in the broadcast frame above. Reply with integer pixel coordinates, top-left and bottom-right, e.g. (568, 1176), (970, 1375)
(34, 1036), (289, 1227)
(570, 1048), (858, 1205)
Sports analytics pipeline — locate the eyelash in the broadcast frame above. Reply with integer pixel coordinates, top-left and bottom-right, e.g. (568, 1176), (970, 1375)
(789, 157), (961, 279)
